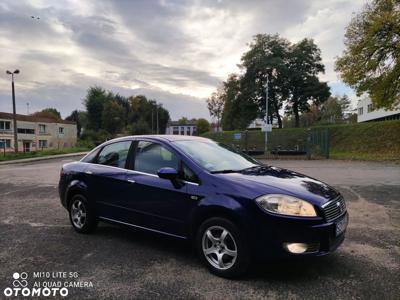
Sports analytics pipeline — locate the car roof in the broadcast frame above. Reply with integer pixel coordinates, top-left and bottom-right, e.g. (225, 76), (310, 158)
(103, 134), (212, 144)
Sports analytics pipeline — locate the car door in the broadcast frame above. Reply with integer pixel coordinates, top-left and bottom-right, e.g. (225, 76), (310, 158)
(124, 140), (196, 237)
(84, 140), (133, 219)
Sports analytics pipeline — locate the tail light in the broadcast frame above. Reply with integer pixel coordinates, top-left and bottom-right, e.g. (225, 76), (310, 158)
(60, 168), (64, 177)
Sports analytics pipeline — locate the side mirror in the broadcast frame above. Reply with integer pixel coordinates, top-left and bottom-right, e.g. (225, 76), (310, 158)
(157, 167), (178, 180)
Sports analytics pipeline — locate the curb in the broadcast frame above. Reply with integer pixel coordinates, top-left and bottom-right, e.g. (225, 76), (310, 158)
(0, 152), (88, 166)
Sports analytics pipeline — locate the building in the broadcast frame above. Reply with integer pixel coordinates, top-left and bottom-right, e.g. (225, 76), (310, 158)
(247, 118), (279, 130)
(357, 98), (400, 122)
(0, 112), (77, 153)
(247, 118), (264, 130)
(165, 121), (197, 135)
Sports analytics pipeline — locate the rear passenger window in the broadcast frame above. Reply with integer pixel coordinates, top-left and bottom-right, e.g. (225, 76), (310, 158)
(134, 141), (179, 175)
(97, 141), (132, 168)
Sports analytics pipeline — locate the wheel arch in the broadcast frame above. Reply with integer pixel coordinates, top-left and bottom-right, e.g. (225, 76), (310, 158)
(65, 180), (89, 209)
(189, 203), (251, 241)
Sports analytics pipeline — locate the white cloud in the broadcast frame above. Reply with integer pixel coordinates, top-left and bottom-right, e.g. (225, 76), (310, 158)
(0, 0), (365, 120)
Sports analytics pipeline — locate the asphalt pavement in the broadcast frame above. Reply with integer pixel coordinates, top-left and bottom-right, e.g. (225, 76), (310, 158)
(0, 158), (399, 299)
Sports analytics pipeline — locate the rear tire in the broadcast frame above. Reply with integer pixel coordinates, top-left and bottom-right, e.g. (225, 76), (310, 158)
(68, 194), (97, 234)
(196, 217), (250, 278)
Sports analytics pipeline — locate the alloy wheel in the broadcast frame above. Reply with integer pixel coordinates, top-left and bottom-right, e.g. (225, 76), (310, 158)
(71, 199), (87, 229)
(202, 225), (237, 270)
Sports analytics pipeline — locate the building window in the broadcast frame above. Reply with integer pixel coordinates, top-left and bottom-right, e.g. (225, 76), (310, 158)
(186, 127), (191, 135)
(59, 127), (64, 134)
(367, 104), (374, 113)
(180, 127), (185, 135)
(38, 140), (48, 149)
(39, 124), (46, 134)
(358, 107), (363, 115)
(172, 126), (179, 135)
(0, 121), (11, 130)
(17, 128), (35, 134)
(0, 139), (11, 148)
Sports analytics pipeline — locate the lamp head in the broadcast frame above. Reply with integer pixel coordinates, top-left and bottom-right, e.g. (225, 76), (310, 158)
(13, 69), (20, 74)
(6, 70), (12, 74)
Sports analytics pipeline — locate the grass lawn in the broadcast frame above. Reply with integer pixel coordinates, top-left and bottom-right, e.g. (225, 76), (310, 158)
(204, 120), (400, 162)
(0, 147), (90, 162)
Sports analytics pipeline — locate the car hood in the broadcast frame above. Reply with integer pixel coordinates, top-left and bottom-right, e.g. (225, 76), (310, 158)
(214, 166), (339, 206)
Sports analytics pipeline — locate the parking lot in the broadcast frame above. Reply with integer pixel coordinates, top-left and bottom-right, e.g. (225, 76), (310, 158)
(0, 157), (399, 299)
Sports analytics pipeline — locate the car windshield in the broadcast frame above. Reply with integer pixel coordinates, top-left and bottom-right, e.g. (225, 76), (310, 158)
(173, 140), (260, 173)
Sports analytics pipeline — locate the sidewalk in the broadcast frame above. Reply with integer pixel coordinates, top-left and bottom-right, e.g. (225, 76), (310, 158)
(0, 152), (88, 166)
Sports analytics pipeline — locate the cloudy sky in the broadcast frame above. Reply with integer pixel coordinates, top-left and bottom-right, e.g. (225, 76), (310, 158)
(0, 0), (366, 120)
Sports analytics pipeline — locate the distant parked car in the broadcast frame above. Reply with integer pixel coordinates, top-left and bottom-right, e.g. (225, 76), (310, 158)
(59, 135), (348, 278)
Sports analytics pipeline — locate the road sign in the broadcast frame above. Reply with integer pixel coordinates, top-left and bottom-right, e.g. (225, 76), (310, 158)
(233, 133), (242, 140)
(261, 124), (272, 132)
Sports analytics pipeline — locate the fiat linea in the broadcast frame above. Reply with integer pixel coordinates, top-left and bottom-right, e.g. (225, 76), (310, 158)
(59, 135), (348, 278)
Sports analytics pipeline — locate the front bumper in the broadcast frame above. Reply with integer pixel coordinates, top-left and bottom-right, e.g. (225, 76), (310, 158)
(250, 211), (348, 260)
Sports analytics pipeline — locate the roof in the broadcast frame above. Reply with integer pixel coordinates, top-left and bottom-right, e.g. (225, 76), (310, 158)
(0, 112), (76, 125)
(167, 121), (197, 126)
(105, 134), (211, 144)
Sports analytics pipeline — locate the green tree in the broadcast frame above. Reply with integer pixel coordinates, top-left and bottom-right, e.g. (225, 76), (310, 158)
(102, 101), (125, 135)
(129, 118), (151, 135)
(84, 86), (109, 131)
(41, 108), (61, 120)
(207, 86), (225, 131)
(65, 110), (87, 136)
(216, 34), (329, 129)
(286, 38), (331, 127)
(196, 118), (210, 134)
(239, 34), (291, 128)
(220, 74), (250, 130)
(319, 95), (351, 124)
(32, 108), (62, 121)
(178, 117), (189, 125)
(128, 95), (169, 134)
(335, 0), (400, 109)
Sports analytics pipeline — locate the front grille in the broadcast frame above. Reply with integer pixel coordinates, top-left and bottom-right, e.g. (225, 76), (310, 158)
(322, 196), (346, 222)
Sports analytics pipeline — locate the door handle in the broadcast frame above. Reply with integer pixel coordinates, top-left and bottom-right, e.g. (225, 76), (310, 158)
(127, 179), (136, 184)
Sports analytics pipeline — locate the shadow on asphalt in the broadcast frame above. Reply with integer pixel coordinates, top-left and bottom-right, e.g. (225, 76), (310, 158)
(91, 222), (349, 282)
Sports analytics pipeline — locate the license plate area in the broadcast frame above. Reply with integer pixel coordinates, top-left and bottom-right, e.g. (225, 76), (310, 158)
(335, 214), (348, 236)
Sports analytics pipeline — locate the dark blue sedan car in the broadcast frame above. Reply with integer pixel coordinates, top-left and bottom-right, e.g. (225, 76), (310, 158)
(59, 135), (348, 278)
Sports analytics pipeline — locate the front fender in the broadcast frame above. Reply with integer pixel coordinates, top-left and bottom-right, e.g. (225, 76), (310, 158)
(62, 180), (89, 208)
(187, 195), (254, 241)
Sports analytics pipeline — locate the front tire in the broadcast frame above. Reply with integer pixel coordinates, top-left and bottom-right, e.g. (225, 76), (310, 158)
(68, 194), (97, 234)
(196, 217), (250, 278)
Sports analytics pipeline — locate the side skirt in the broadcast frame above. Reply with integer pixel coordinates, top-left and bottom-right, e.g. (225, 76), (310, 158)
(98, 216), (188, 240)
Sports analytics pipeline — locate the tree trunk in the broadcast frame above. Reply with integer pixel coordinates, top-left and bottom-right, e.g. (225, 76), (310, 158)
(293, 101), (300, 127)
(273, 101), (282, 128)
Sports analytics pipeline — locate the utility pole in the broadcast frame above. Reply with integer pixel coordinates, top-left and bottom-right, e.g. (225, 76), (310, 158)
(151, 108), (154, 134)
(6, 69), (20, 153)
(26, 102), (30, 115)
(156, 105), (159, 134)
(264, 74), (269, 156)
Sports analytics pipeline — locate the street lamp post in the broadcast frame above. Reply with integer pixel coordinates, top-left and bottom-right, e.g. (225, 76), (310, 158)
(6, 69), (20, 153)
(156, 105), (159, 134)
(264, 74), (269, 156)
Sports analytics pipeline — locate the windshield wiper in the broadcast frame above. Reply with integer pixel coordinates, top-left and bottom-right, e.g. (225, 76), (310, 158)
(239, 165), (264, 172)
(210, 169), (241, 174)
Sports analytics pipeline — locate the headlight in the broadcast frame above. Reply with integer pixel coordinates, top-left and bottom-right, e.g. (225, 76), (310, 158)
(255, 194), (317, 217)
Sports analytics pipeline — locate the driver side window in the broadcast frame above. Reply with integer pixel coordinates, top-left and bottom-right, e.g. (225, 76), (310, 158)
(134, 141), (179, 175)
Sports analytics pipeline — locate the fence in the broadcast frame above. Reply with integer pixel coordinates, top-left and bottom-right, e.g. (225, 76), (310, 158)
(203, 128), (330, 159)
